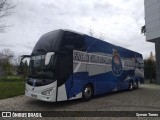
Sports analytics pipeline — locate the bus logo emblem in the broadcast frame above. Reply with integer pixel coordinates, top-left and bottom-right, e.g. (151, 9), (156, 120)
(112, 49), (122, 76)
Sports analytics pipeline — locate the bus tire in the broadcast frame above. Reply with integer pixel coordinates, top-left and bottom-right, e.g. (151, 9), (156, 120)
(133, 80), (139, 90)
(129, 81), (133, 91)
(82, 84), (93, 101)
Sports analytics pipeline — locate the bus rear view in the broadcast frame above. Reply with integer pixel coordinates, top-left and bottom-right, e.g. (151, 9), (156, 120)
(24, 29), (144, 102)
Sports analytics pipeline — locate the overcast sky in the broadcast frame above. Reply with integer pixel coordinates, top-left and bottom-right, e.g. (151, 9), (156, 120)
(0, 0), (155, 58)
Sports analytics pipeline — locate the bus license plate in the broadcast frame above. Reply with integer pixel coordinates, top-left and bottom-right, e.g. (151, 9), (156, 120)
(31, 94), (37, 98)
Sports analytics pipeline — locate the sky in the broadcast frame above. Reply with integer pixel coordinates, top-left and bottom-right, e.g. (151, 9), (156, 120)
(0, 0), (155, 58)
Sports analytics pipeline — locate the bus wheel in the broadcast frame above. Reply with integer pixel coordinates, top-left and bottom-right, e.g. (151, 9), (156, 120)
(129, 81), (133, 91)
(82, 84), (93, 101)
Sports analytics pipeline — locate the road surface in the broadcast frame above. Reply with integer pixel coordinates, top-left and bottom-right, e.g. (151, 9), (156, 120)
(0, 83), (160, 120)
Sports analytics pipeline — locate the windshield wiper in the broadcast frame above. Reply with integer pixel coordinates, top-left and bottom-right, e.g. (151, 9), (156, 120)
(28, 74), (39, 78)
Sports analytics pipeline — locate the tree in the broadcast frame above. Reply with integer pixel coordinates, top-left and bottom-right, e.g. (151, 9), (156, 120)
(16, 55), (29, 79)
(88, 28), (106, 40)
(17, 60), (28, 79)
(144, 52), (156, 83)
(0, 49), (15, 77)
(88, 28), (95, 37)
(0, 48), (14, 62)
(98, 32), (106, 40)
(141, 25), (146, 35)
(149, 51), (154, 61)
(0, 0), (16, 32)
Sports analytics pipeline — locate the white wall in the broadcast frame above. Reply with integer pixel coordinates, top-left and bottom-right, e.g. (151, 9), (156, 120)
(144, 0), (160, 41)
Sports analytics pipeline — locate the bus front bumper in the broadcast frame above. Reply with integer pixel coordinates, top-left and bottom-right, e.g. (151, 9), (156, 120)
(25, 81), (57, 102)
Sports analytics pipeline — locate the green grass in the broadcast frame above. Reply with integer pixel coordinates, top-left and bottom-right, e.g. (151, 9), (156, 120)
(0, 76), (25, 82)
(0, 76), (25, 99)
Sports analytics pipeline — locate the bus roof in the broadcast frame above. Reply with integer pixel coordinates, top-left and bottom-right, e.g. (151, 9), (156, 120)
(32, 29), (142, 58)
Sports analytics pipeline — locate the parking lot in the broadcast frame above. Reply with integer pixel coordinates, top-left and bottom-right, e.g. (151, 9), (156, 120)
(0, 83), (160, 119)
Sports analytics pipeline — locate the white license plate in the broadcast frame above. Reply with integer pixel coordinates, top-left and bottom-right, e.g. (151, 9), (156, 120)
(31, 94), (37, 98)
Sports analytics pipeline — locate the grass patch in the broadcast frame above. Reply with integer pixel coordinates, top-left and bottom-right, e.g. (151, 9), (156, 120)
(0, 76), (25, 99)
(0, 76), (25, 82)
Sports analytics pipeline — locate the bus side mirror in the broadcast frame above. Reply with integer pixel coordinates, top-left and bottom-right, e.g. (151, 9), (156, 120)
(45, 52), (54, 66)
(20, 55), (31, 66)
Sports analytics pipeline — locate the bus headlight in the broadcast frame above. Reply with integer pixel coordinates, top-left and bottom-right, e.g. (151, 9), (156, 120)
(41, 88), (53, 96)
(25, 88), (28, 92)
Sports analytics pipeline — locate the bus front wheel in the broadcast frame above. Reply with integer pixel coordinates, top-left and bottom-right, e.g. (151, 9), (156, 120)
(129, 81), (133, 91)
(82, 84), (93, 101)
(134, 80), (139, 89)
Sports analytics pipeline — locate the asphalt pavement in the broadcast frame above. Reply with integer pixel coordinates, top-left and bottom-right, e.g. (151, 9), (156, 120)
(0, 83), (160, 120)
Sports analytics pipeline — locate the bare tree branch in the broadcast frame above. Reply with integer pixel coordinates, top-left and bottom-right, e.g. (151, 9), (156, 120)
(88, 28), (95, 37)
(0, 24), (9, 32)
(0, 0), (16, 33)
(98, 32), (107, 40)
(88, 28), (107, 40)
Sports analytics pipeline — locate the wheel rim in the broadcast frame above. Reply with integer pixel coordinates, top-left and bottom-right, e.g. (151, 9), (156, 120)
(84, 86), (92, 98)
(130, 82), (133, 90)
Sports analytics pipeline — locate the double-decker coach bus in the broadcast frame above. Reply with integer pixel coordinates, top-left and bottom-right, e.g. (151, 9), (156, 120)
(22, 29), (144, 102)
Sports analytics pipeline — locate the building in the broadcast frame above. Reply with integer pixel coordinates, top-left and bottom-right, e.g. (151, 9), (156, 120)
(144, 0), (160, 84)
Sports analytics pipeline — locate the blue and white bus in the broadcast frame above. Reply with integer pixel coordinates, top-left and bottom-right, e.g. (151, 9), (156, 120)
(23, 29), (144, 102)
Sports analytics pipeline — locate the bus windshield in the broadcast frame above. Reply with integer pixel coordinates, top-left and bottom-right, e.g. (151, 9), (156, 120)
(29, 54), (54, 79)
